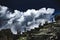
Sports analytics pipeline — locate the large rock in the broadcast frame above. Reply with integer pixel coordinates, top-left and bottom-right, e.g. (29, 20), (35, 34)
(0, 29), (19, 40)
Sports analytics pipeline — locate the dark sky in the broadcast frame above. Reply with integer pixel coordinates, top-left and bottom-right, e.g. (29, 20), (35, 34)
(0, 0), (60, 11)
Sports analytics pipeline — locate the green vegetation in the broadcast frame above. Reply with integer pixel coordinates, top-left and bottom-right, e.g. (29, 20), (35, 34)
(18, 36), (27, 40)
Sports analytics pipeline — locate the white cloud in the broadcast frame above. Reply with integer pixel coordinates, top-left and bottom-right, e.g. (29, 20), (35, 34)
(0, 5), (55, 34)
(0, 5), (8, 17)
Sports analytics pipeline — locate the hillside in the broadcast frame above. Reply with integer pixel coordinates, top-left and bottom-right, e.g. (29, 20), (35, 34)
(0, 14), (60, 40)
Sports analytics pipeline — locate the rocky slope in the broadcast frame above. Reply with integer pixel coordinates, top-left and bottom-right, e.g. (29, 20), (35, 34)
(0, 14), (60, 40)
(0, 29), (19, 40)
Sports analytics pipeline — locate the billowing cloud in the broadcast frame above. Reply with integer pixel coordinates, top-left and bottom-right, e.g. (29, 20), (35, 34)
(0, 5), (55, 34)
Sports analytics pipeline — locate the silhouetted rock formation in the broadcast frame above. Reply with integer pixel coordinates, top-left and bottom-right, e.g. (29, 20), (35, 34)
(0, 14), (60, 40)
(0, 29), (19, 40)
(25, 14), (60, 40)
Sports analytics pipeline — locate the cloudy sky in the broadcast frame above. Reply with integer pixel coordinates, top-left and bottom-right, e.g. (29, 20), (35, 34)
(0, 0), (60, 11)
(0, 5), (55, 34)
(0, 0), (60, 34)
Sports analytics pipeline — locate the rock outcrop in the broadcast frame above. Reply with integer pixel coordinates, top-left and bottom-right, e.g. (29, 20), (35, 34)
(0, 14), (60, 40)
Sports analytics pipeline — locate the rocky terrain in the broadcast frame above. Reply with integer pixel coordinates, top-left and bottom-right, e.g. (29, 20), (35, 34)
(0, 14), (60, 40)
(0, 29), (19, 40)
